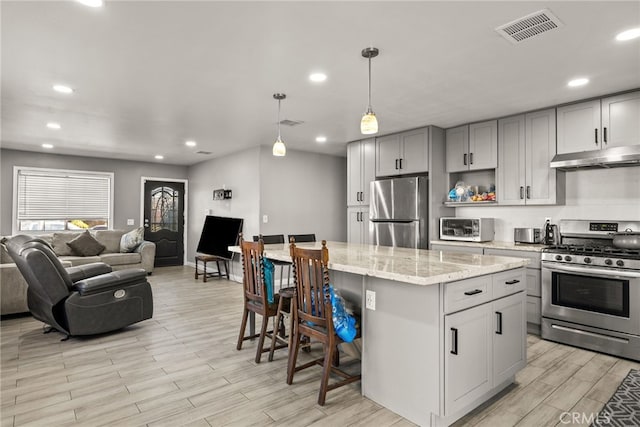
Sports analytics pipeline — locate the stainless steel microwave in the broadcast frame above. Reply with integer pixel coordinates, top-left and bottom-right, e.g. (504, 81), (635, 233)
(439, 218), (495, 242)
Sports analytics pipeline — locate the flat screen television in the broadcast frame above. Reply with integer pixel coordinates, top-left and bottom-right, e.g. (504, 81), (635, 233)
(196, 215), (243, 259)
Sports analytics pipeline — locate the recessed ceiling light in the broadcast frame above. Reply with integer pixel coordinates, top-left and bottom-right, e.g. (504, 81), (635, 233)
(46, 122), (61, 129)
(185, 140), (197, 147)
(616, 28), (640, 41)
(568, 78), (589, 87)
(309, 73), (327, 83)
(154, 155), (164, 160)
(315, 136), (327, 143)
(53, 84), (73, 94)
(42, 143), (54, 149)
(76, 0), (104, 7)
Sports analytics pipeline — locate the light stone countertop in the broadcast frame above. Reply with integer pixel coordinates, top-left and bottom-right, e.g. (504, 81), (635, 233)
(229, 241), (529, 286)
(430, 239), (548, 252)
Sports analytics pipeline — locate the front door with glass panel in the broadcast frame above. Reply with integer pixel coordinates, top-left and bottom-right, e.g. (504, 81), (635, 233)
(143, 180), (185, 267)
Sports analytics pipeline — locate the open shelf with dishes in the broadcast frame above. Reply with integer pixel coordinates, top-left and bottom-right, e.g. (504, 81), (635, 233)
(445, 169), (497, 206)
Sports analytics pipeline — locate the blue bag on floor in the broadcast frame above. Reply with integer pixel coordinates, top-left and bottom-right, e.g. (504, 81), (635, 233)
(329, 285), (357, 343)
(263, 258), (275, 304)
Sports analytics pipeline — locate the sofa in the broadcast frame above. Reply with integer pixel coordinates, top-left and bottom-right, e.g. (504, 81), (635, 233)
(1, 229), (155, 315)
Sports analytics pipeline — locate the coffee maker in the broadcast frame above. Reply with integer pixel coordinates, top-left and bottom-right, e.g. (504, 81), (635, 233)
(544, 220), (560, 245)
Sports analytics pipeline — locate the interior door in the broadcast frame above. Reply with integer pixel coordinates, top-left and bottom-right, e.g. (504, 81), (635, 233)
(143, 180), (185, 267)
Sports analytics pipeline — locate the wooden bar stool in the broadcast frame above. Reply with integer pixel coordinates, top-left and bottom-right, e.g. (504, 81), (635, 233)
(286, 239), (361, 405)
(194, 254), (229, 281)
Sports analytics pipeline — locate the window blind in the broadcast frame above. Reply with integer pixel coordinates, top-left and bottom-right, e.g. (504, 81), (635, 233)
(16, 169), (112, 220)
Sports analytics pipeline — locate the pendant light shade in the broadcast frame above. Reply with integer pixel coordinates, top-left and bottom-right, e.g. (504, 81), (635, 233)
(272, 93), (286, 157)
(361, 47), (379, 135)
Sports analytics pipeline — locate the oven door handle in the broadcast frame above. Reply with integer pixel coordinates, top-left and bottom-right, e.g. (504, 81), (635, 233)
(541, 261), (640, 279)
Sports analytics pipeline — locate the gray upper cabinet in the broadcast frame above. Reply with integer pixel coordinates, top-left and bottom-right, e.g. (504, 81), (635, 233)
(446, 120), (497, 173)
(557, 91), (639, 154)
(347, 139), (375, 207)
(498, 109), (561, 205)
(375, 128), (428, 177)
(601, 91), (640, 148)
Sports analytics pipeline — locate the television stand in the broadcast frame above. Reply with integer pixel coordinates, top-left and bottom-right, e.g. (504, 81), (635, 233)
(195, 255), (230, 282)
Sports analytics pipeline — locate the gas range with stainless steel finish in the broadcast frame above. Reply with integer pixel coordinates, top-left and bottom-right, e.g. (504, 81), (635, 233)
(541, 219), (640, 361)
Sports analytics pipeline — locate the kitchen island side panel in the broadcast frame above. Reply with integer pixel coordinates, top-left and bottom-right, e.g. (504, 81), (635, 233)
(362, 276), (441, 426)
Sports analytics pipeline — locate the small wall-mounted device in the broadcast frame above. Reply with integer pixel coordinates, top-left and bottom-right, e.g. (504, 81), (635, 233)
(213, 189), (232, 200)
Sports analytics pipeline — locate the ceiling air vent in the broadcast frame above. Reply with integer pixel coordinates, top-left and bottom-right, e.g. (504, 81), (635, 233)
(495, 9), (563, 44)
(279, 119), (304, 127)
(196, 150), (212, 155)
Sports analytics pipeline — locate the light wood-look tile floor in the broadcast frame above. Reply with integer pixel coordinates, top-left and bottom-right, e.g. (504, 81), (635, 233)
(1, 266), (638, 426)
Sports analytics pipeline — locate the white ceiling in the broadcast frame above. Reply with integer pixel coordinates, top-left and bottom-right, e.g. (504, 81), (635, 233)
(2, 1), (639, 166)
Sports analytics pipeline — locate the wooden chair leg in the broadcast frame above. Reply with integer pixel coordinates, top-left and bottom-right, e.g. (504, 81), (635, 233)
(236, 308), (248, 350)
(286, 321), (300, 385)
(318, 343), (334, 406)
(255, 314), (269, 364)
(269, 299), (285, 362)
(333, 345), (340, 367)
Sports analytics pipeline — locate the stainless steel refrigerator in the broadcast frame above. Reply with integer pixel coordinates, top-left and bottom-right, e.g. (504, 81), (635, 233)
(369, 176), (428, 249)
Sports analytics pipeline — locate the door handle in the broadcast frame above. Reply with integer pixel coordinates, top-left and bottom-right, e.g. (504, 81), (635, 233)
(496, 312), (503, 335)
(595, 128), (598, 145)
(505, 279), (520, 285)
(469, 153), (473, 165)
(463, 153), (467, 166)
(520, 186), (524, 199)
(603, 127), (607, 143)
(526, 186), (531, 199)
(450, 328), (458, 355)
(464, 289), (483, 296)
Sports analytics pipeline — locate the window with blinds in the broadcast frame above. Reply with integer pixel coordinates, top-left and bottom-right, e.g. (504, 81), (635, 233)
(15, 167), (113, 232)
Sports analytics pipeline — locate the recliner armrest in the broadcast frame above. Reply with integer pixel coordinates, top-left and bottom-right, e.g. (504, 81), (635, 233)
(73, 268), (148, 296)
(67, 262), (113, 283)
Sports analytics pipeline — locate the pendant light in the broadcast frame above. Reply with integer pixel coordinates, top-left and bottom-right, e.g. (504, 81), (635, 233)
(361, 47), (379, 135)
(272, 93), (286, 156)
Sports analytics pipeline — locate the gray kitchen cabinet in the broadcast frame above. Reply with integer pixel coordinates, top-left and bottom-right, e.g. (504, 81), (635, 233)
(444, 271), (526, 415)
(445, 121), (497, 173)
(347, 139), (375, 207)
(484, 248), (542, 331)
(431, 243), (484, 255)
(375, 128), (429, 177)
(498, 109), (562, 205)
(601, 91), (640, 148)
(557, 91), (639, 154)
(347, 206), (370, 245)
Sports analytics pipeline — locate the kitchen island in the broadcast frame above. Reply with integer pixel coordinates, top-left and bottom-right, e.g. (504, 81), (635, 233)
(230, 241), (529, 426)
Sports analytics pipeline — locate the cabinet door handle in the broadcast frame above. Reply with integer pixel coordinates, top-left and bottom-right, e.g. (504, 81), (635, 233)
(496, 312), (503, 335)
(395, 159), (399, 170)
(505, 279), (520, 285)
(463, 153), (467, 166)
(464, 289), (483, 296)
(526, 186), (531, 199)
(359, 191), (363, 202)
(520, 186), (524, 199)
(469, 153), (474, 165)
(604, 127), (607, 143)
(450, 328), (458, 355)
(595, 128), (598, 145)
(399, 158), (403, 169)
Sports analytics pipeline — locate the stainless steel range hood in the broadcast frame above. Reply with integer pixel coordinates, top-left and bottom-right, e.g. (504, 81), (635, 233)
(550, 145), (640, 170)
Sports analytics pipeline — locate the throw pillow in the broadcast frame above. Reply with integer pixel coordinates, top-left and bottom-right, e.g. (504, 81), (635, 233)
(67, 230), (106, 256)
(120, 227), (144, 253)
(52, 232), (82, 256)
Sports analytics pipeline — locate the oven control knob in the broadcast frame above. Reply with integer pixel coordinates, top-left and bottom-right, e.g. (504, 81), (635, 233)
(605, 259), (613, 266)
(564, 256), (572, 262)
(584, 257), (591, 264)
(616, 260), (624, 267)
(555, 255), (563, 261)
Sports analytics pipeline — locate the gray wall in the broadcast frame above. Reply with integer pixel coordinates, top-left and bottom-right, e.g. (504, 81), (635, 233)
(186, 146), (347, 264)
(0, 148), (188, 235)
(259, 146), (347, 242)
(455, 167), (640, 241)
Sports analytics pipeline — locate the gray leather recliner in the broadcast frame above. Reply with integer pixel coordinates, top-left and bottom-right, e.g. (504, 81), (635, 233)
(6, 235), (153, 338)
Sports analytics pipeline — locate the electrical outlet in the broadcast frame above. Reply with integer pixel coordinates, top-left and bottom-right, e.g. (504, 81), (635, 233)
(262, 215), (268, 223)
(127, 219), (134, 226)
(365, 290), (376, 310)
